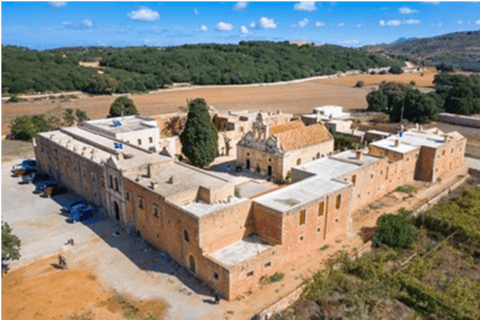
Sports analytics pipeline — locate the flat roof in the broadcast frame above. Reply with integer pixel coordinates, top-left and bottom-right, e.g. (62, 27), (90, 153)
(370, 130), (446, 154)
(254, 175), (349, 212)
(210, 234), (272, 267)
(84, 116), (157, 134)
(183, 197), (246, 217)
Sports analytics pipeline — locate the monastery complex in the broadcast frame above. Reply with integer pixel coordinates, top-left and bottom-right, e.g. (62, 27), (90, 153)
(33, 110), (467, 300)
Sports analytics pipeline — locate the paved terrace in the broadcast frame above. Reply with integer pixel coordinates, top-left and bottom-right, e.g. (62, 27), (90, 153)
(83, 115), (158, 134)
(210, 234), (273, 267)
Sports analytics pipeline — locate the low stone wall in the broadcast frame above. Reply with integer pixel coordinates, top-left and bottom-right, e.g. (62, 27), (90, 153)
(252, 284), (306, 320)
(438, 113), (480, 129)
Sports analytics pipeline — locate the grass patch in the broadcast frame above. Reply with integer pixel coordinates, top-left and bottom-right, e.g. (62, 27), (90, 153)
(319, 245), (329, 251)
(265, 272), (284, 284)
(395, 185), (417, 194)
(69, 311), (94, 320)
(112, 292), (126, 304)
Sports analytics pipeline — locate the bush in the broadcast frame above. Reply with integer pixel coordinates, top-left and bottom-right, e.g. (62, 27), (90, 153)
(84, 74), (118, 95)
(265, 272), (284, 284)
(389, 66), (403, 74)
(355, 80), (365, 88)
(235, 165), (243, 172)
(10, 114), (50, 141)
(410, 80), (416, 86)
(108, 96), (138, 118)
(372, 213), (416, 248)
(395, 185), (417, 194)
(9, 94), (20, 102)
(367, 91), (388, 112)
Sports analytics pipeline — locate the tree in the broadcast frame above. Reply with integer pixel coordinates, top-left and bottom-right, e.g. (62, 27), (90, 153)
(389, 66), (403, 74)
(390, 90), (440, 123)
(367, 91), (388, 112)
(372, 213), (416, 248)
(84, 74), (118, 95)
(63, 108), (75, 126)
(10, 114), (50, 141)
(108, 96), (138, 118)
(2, 223), (21, 274)
(179, 98), (218, 167)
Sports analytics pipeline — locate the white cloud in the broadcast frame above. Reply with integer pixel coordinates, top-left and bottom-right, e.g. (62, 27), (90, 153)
(216, 22), (234, 31)
(49, 1), (66, 8)
(249, 22), (256, 28)
(81, 19), (94, 28)
(337, 22), (345, 27)
(298, 18), (309, 28)
(476, 20), (480, 25)
(432, 22), (442, 27)
(404, 19), (421, 25)
(355, 23), (365, 28)
(457, 20), (463, 24)
(398, 7), (419, 14)
(128, 7), (159, 22)
(240, 25), (249, 35)
(200, 25), (208, 32)
(234, 1), (248, 11)
(194, 8), (199, 16)
(61, 21), (74, 28)
(259, 17), (277, 29)
(294, 1), (317, 12)
(315, 21), (326, 27)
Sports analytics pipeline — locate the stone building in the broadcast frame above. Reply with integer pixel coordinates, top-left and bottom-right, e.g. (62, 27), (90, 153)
(33, 114), (466, 301)
(237, 113), (334, 181)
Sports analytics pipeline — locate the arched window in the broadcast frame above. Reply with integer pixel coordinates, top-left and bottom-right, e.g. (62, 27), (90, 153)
(109, 175), (113, 188)
(115, 178), (119, 191)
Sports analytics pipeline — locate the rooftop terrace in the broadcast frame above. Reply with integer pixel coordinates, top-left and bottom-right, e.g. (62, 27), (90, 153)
(210, 234), (273, 267)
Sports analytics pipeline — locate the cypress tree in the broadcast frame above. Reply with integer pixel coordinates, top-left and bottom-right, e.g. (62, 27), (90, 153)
(180, 98), (218, 167)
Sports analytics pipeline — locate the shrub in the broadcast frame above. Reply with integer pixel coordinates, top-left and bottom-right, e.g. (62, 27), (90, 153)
(175, 154), (183, 161)
(266, 272), (284, 284)
(235, 165), (243, 172)
(395, 185), (417, 194)
(379, 70), (387, 75)
(372, 213), (416, 248)
(355, 80), (365, 88)
(9, 94), (20, 102)
(389, 66), (403, 74)
(410, 80), (416, 86)
(108, 96), (138, 118)
(10, 114), (50, 141)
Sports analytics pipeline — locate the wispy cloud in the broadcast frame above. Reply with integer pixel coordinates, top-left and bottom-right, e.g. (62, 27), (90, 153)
(476, 20), (480, 25)
(81, 19), (94, 28)
(431, 22), (443, 27)
(128, 7), (159, 22)
(398, 7), (419, 14)
(200, 25), (208, 32)
(240, 25), (249, 35)
(355, 23), (365, 28)
(48, 1), (66, 8)
(293, 1), (317, 12)
(234, 1), (248, 11)
(216, 22), (234, 31)
(337, 22), (345, 27)
(61, 21), (75, 28)
(259, 17), (277, 29)
(379, 19), (421, 27)
(249, 22), (256, 28)
(292, 18), (309, 28)
(315, 21), (326, 27)
(194, 8), (199, 16)
(457, 20), (463, 24)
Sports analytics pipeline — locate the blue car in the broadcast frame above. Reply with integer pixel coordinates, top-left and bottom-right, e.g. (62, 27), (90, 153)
(12, 159), (36, 172)
(68, 202), (95, 223)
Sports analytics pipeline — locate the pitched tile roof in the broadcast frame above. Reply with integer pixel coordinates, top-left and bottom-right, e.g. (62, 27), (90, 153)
(272, 122), (333, 152)
(269, 120), (304, 136)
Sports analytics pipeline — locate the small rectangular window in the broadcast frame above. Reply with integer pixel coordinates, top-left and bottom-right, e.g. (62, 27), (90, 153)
(213, 272), (219, 280)
(125, 191), (130, 201)
(138, 139), (142, 145)
(153, 205), (159, 218)
(336, 194), (342, 209)
(351, 175), (356, 186)
(318, 201), (324, 217)
(139, 197), (144, 209)
(299, 209), (306, 226)
(149, 137), (153, 143)
(247, 271), (254, 277)
(264, 262), (272, 268)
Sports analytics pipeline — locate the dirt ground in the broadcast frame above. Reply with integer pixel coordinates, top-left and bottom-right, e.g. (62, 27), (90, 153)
(1, 68), (438, 136)
(2, 258), (166, 320)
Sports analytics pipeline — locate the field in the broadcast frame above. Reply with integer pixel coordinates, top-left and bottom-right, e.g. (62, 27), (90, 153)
(1, 68), (439, 136)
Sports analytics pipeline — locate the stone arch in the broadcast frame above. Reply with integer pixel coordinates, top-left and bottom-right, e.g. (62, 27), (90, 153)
(188, 254), (196, 274)
(113, 201), (120, 220)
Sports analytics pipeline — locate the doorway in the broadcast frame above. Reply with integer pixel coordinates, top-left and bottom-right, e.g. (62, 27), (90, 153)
(246, 159), (250, 170)
(188, 255), (196, 274)
(114, 201), (120, 220)
(268, 165), (272, 176)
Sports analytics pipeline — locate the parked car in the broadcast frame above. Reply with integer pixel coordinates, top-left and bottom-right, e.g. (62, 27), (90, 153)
(14, 168), (36, 178)
(44, 185), (68, 197)
(34, 178), (56, 193)
(69, 202), (95, 223)
(12, 159), (36, 173)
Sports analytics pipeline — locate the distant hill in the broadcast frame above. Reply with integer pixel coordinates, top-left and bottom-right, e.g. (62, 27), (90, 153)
(364, 30), (480, 66)
(2, 41), (405, 95)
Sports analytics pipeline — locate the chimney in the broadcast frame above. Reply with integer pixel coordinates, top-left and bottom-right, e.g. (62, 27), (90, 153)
(443, 135), (448, 142)
(150, 181), (159, 190)
(147, 163), (156, 178)
(117, 152), (124, 161)
(395, 139), (400, 147)
(356, 150), (363, 160)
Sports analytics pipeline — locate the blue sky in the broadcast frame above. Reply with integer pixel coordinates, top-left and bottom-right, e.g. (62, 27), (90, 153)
(2, 1), (480, 50)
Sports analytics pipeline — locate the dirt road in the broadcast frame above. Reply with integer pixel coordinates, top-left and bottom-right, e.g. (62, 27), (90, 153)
(1, 68), (438, 135)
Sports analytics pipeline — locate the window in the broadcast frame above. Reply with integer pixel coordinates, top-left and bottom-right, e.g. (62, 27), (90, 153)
(184, 230), (189, 242)
(297, 158), (301, 165)
(335, 218), (339, 223)
(125, 191), (130, 201)
(109, 175), (113, 188)
(299, 209), (306, 226)
(213, 272), (219, 280)
(149, 137), (153, 143)
(407, 157), (410, 162)
(318, 201), (325, 217)
(101, 177), (105, 187)
(247, 271), (254, 277)
(316, 227), (321, 233)
(115, 178), (119, 191)
(153, 205), (159, 218)
(442, 150), (445, 156)
(138, 197), (144, 209)
(299, 235), (304, 241)
(351, 175), (356, 186)
(316, 152), (320, 159)
(138, 139), (142, 145)
(370, 174), (374, 179)
(336, 195), (342, 209)
(264, 262), (272, 268)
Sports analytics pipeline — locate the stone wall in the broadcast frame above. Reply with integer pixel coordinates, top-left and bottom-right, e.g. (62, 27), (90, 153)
(438, 113), (480, 129)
